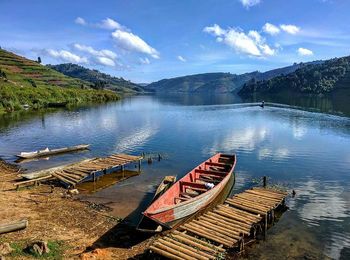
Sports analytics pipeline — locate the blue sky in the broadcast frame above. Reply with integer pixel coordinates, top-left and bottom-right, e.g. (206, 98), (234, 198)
(1, 0), (350, 83)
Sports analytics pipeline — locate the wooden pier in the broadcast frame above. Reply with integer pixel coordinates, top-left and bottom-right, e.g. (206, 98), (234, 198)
(149, 187), (288, 259)
(15, 153), (143, 189)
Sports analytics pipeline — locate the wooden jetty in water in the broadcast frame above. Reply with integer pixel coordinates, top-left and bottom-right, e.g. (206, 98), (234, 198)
(148, 187), (288, 259)
(15, 153), (143, 189)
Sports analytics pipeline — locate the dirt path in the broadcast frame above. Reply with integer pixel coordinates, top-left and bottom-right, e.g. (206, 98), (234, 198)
(0, 160), (154, 259)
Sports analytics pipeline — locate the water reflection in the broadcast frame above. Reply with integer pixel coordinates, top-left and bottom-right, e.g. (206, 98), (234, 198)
(289, 179), (350, 259)
(0, 94), (350, 259)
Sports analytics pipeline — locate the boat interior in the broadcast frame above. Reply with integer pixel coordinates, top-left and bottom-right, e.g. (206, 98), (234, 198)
(146, 153), (236, 211)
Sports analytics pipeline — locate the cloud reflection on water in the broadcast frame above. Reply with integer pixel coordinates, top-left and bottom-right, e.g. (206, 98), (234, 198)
(290, 179), (350, 259)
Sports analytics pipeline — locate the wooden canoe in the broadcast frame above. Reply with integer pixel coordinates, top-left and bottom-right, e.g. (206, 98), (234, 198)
(137, 175), (177, 232)
(140, 153), (236, 230)
(16, 144), (90, 159)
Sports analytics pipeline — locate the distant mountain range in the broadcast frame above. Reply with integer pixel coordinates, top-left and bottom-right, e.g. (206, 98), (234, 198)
(143, 62), (316, 94)
(239, 56), (350, 96)
(48, 63), (144, 93)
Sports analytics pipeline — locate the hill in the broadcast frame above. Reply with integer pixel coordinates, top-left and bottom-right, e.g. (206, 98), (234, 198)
(144, 72), (255, 93)
(143, 63), (310, 93)
(239, 56), (350, 96)
(0, 49), (118, 112)
(48, 63), (144, 93)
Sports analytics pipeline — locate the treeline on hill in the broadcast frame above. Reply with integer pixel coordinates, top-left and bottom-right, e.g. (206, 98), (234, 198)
(0, 49), (119, 113)
(239, 56), (350, 95)
(47, 63), (144, 93)
(144, 62), (314, 93)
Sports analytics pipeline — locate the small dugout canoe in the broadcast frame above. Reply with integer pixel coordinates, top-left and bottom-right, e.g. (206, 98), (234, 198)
(16, 144), (90, 159)
(137, 175), (177, 232)
(139, 153), (236, 231)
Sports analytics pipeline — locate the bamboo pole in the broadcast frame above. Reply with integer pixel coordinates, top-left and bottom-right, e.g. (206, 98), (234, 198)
(171, 233), (221, 254)
(245, 190), (284, 200)
(180, 225), (234, 247)
(152, 242), (196, 260)
(236, 194), (279, 206)
(157, 238), (209, 260)
(149, 245), (183, 260)
(0, 219), (28, 234)
(215, 207), (259, 224)
(218, 205), (261, 221)
(162, 237), (215, 259)
(193, 219), (241, 239)
(52, 173), (75, 186)
(200, 215), (250, 235)
(222, 204), (262, 219)
(224, 200), (267, 215)
(172, 230), (225, 252)
(206, 212), (252, 230)
(213, 208), (257, 224)
(227, 198), (271, 211)
(253, 187), (288, 195)
(185, 222), (236, 242)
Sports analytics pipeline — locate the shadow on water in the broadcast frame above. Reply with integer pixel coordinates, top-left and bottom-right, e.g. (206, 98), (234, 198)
(87, 189), (155, 250)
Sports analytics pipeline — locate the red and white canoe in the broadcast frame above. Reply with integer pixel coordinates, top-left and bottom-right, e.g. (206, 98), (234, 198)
(138, 153), (236, 231)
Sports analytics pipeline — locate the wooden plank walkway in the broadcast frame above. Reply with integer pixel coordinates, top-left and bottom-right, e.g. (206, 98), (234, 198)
(149, 187), (288, 259)
(15, 153), (142, 189)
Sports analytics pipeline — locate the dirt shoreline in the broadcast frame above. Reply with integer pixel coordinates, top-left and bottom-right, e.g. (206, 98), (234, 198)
(0, 160), (154, 259)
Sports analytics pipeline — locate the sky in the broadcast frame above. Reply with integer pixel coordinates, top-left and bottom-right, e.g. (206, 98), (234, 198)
(1, 0), (350, 83)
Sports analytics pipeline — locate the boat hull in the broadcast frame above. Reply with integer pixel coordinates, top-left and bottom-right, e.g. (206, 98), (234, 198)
(161, 172), (234, 228)
(142, 153), (236, 230)
(16, 144), (90, 159)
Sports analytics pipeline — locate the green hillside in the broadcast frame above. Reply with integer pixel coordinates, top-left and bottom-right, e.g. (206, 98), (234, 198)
(144, 72), (256, 93)
(239, 56), (350, 96)
(48, 63), (144, 93)
(143, 63), (310, 93)
(0, 49), (118, 113)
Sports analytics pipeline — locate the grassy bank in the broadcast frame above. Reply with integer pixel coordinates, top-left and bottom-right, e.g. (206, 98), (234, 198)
(0, 83), (119, 112)
(0, 49), (119, 113)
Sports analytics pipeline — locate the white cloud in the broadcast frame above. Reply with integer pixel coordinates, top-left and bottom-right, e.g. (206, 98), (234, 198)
(262, 23), (280, 35)
(260, 44), (275, 55)
(204, 24), (275, 57)
(98, 18), (123, 30)
(139, 57), (150, 64)
(74, 17), (86, 26)
(112, 29), (160, 59)
(95, 56), (115, 67)
(177, 55), (186, 62)
(280, 24), (300, 34)
(239, 0), (261, 8)
(73, 43), (117, 60)
(74, 17), (124, 31)
(203, 24), (226, 36)
(44, 49), (88, 64)
(298, 47), (313, 56)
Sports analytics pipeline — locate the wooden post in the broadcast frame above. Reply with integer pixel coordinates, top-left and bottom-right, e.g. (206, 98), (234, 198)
(121, 165), (125, 172)
(263, 176), (267, 188)
(264, 214), (267, 240)
(93, 172), (96, 182)
(138, 160), (141, 172)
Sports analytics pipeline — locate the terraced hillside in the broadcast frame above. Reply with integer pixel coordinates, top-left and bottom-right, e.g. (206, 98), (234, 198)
(0, 49), (118, 112)
(48, 63), (144, 93)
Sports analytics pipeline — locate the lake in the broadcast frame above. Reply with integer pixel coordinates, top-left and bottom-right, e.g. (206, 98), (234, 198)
(0, 94), (349, 259)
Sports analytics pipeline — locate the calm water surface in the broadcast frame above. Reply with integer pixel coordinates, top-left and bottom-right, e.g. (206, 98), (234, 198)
(0, 94), (349, 259)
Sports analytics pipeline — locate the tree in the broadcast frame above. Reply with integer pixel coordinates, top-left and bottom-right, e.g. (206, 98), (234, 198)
(37, 57), (42, 64)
